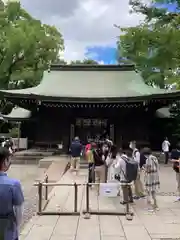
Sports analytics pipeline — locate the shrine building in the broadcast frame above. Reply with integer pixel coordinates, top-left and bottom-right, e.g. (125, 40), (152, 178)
(0, 64), (179, 151)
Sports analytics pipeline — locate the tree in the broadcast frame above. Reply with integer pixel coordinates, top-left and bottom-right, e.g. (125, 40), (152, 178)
(117, 0), (180, 88)
(0, 0), (64, 89)
(52, 57), (67, 65)
(70, 59), (98, 64)
(129, 0), (180, 25)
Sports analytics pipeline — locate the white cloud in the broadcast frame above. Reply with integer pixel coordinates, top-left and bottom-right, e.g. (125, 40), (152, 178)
(20, 0), (147, 61)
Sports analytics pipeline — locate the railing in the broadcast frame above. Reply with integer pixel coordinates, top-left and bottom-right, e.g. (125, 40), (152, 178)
(34, 181), (134, 220)
(35, 175), (49, 213)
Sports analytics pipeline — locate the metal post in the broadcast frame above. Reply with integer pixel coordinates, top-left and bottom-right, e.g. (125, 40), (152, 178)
(86, 183), (90, 213)
(17, 122), (21, 151)
(38, 182), (43, 214)
(74, 183), (78, 212)
(45, 175), (48, 201)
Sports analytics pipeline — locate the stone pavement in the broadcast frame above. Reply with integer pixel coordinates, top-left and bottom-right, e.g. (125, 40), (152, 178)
(20, 165), (180, 240)
(8, 164), (46, 225)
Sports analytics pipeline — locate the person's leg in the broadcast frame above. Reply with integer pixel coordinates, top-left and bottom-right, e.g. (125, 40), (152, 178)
(165, 152), (169, 164)
(95, 167), (100, 193)
(134, 172), (144, 198)
(88, 163), (93, 184)
(128, 185), (133, 203)
(76, 157), (80, 173)
(92, 164), (95, 183)
(146, 190), (154, 211)
(70, 157), (75, 170)
(176, 172), (180, 200)
(138, 178), (145, 197)
(121, 185), (128, 204)
(152, 191), (158, 210)
(99, 165), (106, 183)
(134, 170), (145, 198)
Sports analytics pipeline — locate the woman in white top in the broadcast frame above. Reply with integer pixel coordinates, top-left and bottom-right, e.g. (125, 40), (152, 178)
(106, 145), (117, 182)
(162, 137), (170, 164)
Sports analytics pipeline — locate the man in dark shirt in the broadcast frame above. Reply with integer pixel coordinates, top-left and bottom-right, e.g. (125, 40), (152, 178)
(171, 142), (180, 201)
(93, 144), (106, 184)
(70, 137), (82, 173)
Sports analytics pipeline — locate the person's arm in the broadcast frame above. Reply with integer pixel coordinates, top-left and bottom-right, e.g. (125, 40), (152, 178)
(14, 205), (24, 227)
(144, 158), (151, 173)
(135, 151), (140, 164)
(12, 181), (24, 229)
(162, 142), (164, 151)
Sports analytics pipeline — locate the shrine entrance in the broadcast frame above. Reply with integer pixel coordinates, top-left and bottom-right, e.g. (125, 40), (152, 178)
(73, 118), (113, 144)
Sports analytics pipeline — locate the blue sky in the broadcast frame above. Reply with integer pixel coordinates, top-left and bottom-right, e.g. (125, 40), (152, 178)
(86, 1), (177, 64)
(85, 46), (117, 64)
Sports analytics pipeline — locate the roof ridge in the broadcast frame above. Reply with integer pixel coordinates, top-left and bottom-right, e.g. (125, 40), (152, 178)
(50, 64), (135, 71)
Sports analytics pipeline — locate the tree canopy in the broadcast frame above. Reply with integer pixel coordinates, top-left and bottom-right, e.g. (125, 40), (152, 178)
(117, 0), (180, 88)
(0, 0), (64, 89)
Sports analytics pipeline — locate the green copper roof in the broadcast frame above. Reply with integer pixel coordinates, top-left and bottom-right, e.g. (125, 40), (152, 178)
(0, 64), (179, 100)
(2, 107), (31, 120)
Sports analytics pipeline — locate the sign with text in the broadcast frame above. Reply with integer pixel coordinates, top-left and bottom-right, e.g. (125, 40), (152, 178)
(75, 118), (107, 127)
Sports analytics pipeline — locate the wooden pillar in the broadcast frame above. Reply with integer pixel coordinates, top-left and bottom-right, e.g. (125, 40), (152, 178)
(110, 124), (114, 142)
(70, 124), (75, 142)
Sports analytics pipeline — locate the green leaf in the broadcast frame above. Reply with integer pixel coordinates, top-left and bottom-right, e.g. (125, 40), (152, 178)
(0, 1), (64, 90)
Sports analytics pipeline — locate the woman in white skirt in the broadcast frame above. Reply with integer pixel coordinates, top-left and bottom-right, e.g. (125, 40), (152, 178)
(143, 147), (160, 212)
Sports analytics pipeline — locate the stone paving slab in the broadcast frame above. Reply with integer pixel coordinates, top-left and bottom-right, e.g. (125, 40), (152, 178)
(20, 167), (180, 240)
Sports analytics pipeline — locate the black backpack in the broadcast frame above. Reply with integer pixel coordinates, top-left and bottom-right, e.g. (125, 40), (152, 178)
(121, 156), (138, 183)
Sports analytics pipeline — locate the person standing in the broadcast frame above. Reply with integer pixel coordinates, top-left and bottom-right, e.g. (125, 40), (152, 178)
(143, 148), (160, 212)
(70, 137), (82, 172)
(129, 140), (145, 199)
(114, 149), (134, 204)
(0, 147), (24, 240)
(171, 142), (180, 201)
(162, 137), (170, 164)
(86, 143), (95, 185)
(106, 145), (117, 182)
(93, 144), (106, 184)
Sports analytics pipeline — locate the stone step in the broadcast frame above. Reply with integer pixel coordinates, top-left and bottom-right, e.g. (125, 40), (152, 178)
(11, 157), (40, 165)
(11, 155), (43, 164)
(36, 157), (69, 182)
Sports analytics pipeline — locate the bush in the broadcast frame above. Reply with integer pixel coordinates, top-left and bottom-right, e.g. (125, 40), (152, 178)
(9, 127), (19, 138)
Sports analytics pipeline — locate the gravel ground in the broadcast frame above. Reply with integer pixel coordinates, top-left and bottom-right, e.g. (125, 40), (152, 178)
(8, 164), (46, 226)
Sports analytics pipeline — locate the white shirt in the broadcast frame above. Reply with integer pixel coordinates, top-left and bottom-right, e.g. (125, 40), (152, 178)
(133, 149), (140, 164)
(114, 154), (127, 182)
(162, 140), (170, 152)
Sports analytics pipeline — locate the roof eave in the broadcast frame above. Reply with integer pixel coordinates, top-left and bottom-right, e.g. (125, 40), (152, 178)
(2, 107), (32, 121)
(1, 89), (180, 103)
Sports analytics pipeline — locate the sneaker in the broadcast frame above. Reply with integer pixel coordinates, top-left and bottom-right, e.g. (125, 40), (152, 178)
(133, 196), (140, 200)
(144, 207), (154, 212)
(155, 207), (159, 211)
(147, 208), (154, 212)
(140, 195), (146, 198)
